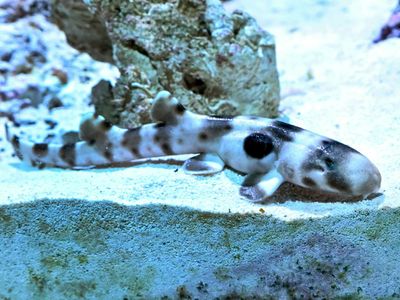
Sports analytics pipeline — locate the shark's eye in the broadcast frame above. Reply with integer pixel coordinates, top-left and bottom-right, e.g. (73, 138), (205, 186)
(324, 157), (336, 170)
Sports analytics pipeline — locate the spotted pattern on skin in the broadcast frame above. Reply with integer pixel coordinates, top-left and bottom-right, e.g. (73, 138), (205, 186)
(33, 143), (49, 157)
(201, 117), (233, 140)
(122, 127), (142, 158)
(302, 149), (325, 172)
(103, 142), (113, 161)
(326, 172), (351, 193)
(175, 103), (186, 115)
(153, 125), (174, 156)
(265, 120), (304, 144)
(302, 176), (317, 188)
(243, 132), (274, 159)
(59, 143), (76, 166)
(100, 120), (113, 131)
(11, 136), (23, 159)
(321, 139), (360, 155)
(7, 90), (381, 200)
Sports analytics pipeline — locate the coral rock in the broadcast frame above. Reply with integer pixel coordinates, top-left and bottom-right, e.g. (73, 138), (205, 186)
(51, 0), (281, 127)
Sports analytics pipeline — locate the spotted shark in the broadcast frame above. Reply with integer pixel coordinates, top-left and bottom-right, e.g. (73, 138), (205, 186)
(6, 91), (381, 201)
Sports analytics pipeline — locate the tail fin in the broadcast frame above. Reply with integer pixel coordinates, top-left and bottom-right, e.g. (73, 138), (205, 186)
(150, 91), (186, 125)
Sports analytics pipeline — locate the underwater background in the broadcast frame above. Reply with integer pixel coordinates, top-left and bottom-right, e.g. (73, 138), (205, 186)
(0, 0), (400, 298)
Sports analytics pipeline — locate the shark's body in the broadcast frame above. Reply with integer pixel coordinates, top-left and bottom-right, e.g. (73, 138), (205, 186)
(7, 91), (381, 201)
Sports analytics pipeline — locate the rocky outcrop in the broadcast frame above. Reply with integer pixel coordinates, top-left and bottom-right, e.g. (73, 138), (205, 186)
(50, 0), (280, 127)
(50, 0), (113, 63)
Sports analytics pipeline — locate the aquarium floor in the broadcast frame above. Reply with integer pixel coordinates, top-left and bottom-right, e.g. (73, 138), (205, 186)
(1, 0), (400, 298)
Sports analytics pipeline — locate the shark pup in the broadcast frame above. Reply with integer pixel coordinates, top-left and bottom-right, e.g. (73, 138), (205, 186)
(6, 91), (381, 201)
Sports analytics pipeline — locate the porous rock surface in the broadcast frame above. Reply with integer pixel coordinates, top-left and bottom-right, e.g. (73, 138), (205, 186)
(50, 0), (280, 127)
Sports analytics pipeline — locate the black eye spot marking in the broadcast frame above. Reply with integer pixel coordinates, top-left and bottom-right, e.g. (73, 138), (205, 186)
(326, 172), (351, 194)
(243, 132), (274, 159)
(59, 143), (76, 166)
(33, 143), (48, 157)
(302, 177), (317, 188)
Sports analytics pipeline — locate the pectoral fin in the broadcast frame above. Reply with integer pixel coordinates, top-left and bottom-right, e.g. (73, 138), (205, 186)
(240, 169), (285, 202)
(183, 153), (225, 175)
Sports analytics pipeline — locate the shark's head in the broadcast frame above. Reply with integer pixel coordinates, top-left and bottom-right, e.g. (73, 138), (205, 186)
(275, 126), (381, 197)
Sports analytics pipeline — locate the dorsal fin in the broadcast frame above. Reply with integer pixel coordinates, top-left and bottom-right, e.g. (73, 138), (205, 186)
(79, 113), (112, 148)
(150, 91), (186, 124)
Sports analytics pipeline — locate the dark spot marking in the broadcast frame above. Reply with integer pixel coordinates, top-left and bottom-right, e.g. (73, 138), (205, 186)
(202, 117), (233, 140)
(324, 157), (336, 170)
(198, 132), (208, 140)
(177, 138), (183, 144)
(161, 143), (174, 155)
(122, 128), (142, 158)
(326, 172), (351, 193)
(33, 143), (48, 157)
(11, 136), (20, 149)
(321, 139), (359, 154)
(131, 148), (139, 156)
(224, 124), (233, 130)
(62, 131), (80, 144)
(104, 150), (112, 160)
(155, 122), (166, 128)
(272, 120), (304, 133)
(243, 132), (274, 159)
(103, 143), (113, 161)
(265, 126), (293, 142)
(302, 149), (325, 172)
(175, 103), (186, 115)
(302, 177), (317, 188)
(30, 159), (45, 169)
(154, 135), (161, 142)
(59, 143), (76, 166)
(37, 162), (46, 169)
(265, 120), (304, 144)
(88, 139), (96, 146)
(11, 136), (23, 159)
(100, 120), (112, 131)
